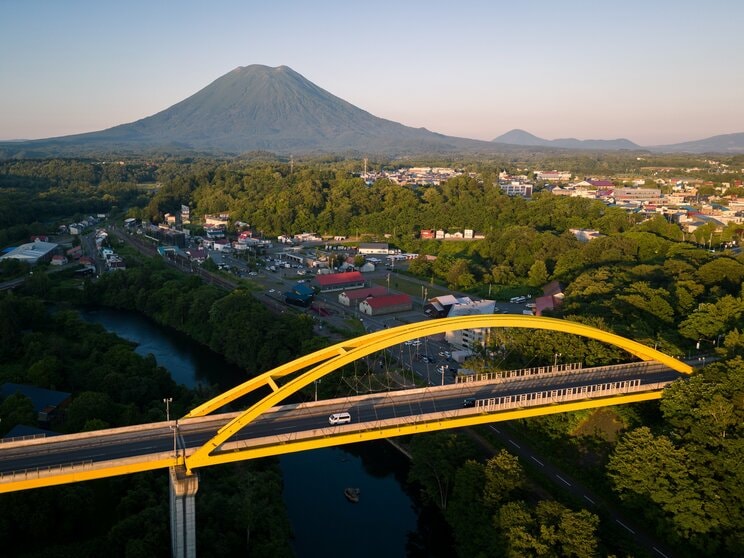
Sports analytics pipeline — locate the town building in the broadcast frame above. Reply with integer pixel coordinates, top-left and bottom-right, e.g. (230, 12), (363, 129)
(499, 182), (533, 198)
(314, 271), (366, 293)
(358, 243), (393, 255)
(444, 299), (496, 350)
(535, 281), (564, 316)
(338, 286), (388, 306)
(359, 293), (413, 316)
(0, 239), (58, 265)
(424, 295), (474, 318)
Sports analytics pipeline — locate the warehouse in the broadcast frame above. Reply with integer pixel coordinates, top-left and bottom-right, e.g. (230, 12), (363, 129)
(0, 239), (58, 265)
(359, 293), (413, 316)
(314, 271), (366, 293)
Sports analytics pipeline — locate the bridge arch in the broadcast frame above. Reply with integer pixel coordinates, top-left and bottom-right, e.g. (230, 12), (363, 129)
(184, 314), (691, 471)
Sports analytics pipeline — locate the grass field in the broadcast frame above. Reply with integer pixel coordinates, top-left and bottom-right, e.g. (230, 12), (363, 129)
(370, 272), (450, 300)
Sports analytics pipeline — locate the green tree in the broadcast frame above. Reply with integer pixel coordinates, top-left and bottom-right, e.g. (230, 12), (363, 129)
(483, 450), (525, 509)
(527, 259), (549, 287)
(408, 432), (476, 510)
(0, 392), (36, 432)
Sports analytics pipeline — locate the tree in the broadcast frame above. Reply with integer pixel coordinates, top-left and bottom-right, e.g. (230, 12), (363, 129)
(483, 450), (525, 510)
(446, 460), (496, 556)
(408, 432), (476, 510)
(0, 392), (36, 433)
(527, 259), (548, 287)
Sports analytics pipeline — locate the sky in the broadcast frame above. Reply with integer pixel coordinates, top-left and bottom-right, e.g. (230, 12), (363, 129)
(1, 0), (743, 146)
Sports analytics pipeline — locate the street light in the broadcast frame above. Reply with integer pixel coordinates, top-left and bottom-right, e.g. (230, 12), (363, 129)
(553, 353), (561, 370)
(164, 397), (178, 459)
(163, 397), (172, 422)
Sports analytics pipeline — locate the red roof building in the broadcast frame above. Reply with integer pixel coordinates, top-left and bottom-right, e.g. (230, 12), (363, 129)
(338, 286), (388, 306)
(314, 271), (366, 292)
(359, 293), (413, 316)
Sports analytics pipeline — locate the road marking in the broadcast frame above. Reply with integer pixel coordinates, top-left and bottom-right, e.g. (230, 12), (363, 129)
(489, 426), (501, 434)
(584, 495), (595, 505)
(616, 519), (635, 534)
(508, 439), (520, 449)
(652, 547), (669, 558)
(556, 474), (571, 486)
(531, 456), (544, 466)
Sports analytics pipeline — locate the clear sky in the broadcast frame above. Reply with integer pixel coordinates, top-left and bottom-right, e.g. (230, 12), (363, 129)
(1, 0), (742, 145)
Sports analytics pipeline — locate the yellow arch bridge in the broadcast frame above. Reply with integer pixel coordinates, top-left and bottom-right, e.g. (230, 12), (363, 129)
(0, 315), (693, 493)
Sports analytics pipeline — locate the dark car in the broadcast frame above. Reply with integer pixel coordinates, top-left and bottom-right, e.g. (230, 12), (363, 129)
(463, 398), (476, 408)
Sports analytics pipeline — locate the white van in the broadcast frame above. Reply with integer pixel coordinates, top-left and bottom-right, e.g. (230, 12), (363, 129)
(328, 412), (351, 425)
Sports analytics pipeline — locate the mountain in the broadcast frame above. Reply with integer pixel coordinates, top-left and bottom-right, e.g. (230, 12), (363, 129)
(647, 132), (744, 154)
(492, 129), (549, 147)
(493, 128), (744, 154)
(4, 66), (742, 157)
(493, 129), (640, 150)
(3, 65), (498, 156)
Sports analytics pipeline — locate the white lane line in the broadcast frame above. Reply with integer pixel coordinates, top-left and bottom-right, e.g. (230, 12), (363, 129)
(616, 519), (635, 534)
(584, 495), (595, 505)
(652, 547), (669, 558)
(490, 426), (501, 434)
(531, 456), (544, 466)
(508, 440), (521, 449)
(555, 474), (571, 486)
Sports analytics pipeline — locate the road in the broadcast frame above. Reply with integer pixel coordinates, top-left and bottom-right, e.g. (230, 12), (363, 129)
(0, 362), (683, 476)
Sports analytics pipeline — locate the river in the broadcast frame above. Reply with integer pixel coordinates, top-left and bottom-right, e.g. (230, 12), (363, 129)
(80, 308), (447, 557)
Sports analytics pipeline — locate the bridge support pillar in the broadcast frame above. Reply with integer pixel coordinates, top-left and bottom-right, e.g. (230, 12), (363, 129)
(169, 466), (199, 558)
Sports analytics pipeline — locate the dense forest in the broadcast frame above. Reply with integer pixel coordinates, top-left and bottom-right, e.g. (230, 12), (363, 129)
(0, 156), (743, 556)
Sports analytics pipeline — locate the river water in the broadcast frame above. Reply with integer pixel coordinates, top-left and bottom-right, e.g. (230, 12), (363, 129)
(80, 308), (444, 557)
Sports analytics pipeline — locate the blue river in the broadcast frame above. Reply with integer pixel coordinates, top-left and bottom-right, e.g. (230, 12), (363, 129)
(80, 308), (445, 557)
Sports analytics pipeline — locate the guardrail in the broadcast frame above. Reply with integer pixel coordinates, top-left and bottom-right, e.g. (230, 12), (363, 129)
(455, 360), (667, 384)
(474, 378), (670, 412)
(456, 361), (583, 383)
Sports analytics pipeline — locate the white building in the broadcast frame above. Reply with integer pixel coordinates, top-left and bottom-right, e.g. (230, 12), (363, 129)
(444, 299), (497, 350)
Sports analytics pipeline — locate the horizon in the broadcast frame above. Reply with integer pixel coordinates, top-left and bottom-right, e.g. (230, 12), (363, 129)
(1, 0), (742, 146)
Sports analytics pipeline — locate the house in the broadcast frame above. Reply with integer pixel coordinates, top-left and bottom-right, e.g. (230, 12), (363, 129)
(535, 281), (565, 316)
(66, 245), (82, 260)
(284, 283), (314, 307)
(338, 286), (388, 306)
(204, 213), (230, 227)
(424, 295), (473, 318)
(359, 293), (413, 316)
(314, 271), (366, 293)
(50, 254), (67, 266)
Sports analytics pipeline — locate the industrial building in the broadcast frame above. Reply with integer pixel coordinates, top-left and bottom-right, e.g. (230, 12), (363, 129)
(0, 239), (58, 265)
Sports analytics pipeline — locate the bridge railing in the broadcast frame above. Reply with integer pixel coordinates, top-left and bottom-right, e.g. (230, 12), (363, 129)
(456, 362), (583, 383)
(456, 360), (666, 385)
(0, 433), (48, 444)
(474, 378), (669, 412)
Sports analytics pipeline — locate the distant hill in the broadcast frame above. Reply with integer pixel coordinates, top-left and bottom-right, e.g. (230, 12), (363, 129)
(647, 132), (744, 154)
(493, 128), (744, 154)
(1, 65), (500, 157)
(493, 129), (640, 150)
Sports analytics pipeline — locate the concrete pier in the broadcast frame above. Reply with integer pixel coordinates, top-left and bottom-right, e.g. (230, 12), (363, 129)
(169, 466), (199, 558)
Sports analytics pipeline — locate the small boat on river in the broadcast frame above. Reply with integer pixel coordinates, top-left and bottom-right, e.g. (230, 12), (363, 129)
(344, 487), (360, 503)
